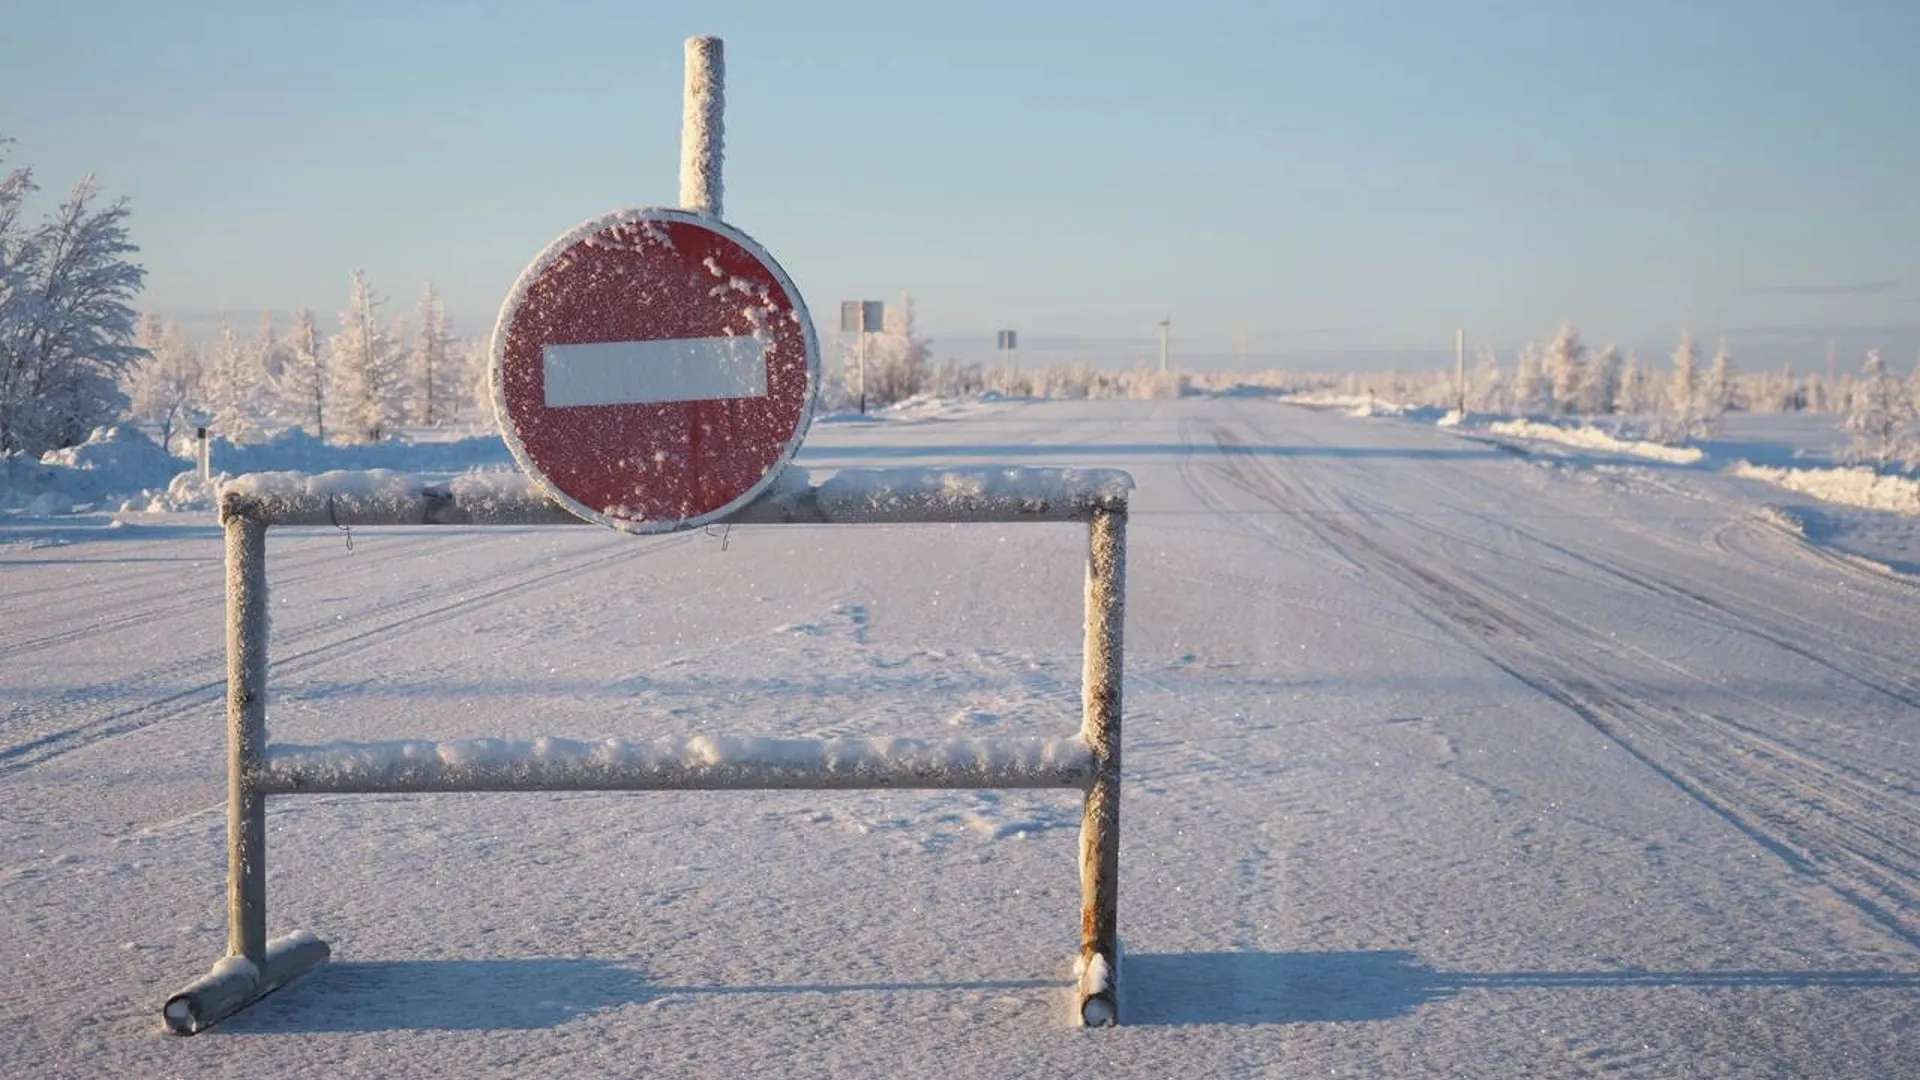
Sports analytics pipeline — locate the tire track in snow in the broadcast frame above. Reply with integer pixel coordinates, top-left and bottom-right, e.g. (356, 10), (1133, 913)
(0, 533), (453, 662)
(1198, 420), (1920, 950)
(0, 532), (697, 777)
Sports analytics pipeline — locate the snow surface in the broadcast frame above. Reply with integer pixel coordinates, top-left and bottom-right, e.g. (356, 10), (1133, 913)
(3, 397), (1917, 1078)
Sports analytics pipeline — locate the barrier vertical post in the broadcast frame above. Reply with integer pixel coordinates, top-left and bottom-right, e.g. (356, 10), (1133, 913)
(1077, 505), (1126, 1026)
(226, 516), (269, 964)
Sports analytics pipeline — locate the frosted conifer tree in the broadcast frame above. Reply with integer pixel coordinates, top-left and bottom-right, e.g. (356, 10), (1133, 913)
(409, 281), (454, 426)
(1616, 350), (1655, 415)
(274, 308), (325, 439)
(1511, 343), (1545, 416)
(1706, 338), (1737, 420)
(1582, 344), (1619, 415)
(1543, 323), (1586, 415)
(1468, 343), (1502, 412)
(1841, 349), (1915, 465)
(124, 314), (201, 449)
(1667, 329), (1703, 438)
(205, 320), (264, 442)
(253, 313), (284, 399)
(328, 270), (402, 443)
(0, 144), (147, 455)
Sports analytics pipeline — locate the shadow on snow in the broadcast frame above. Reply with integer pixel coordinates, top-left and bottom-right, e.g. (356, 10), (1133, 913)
(215, 951), (1920, 1033)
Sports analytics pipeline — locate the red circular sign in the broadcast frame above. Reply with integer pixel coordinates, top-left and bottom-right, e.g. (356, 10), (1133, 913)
(490, 208), (818, 533)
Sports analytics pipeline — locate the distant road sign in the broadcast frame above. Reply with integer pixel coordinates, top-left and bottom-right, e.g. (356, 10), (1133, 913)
(997, 330), (1017, 350)
(491, 208), (818, 533)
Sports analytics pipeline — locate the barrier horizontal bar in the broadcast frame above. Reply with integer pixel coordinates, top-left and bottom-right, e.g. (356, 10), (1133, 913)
(258, 734), (1094, 795)
(218, 465), (1133, 529)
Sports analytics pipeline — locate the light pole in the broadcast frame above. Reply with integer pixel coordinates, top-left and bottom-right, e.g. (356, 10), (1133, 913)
(1158, 316), (1170, 374)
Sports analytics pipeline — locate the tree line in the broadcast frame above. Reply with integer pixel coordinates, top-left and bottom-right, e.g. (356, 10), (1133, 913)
(124, 273), (484, 451)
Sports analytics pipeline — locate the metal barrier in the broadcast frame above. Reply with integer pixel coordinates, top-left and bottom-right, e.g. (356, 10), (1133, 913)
(163, 466), (1130, 1032)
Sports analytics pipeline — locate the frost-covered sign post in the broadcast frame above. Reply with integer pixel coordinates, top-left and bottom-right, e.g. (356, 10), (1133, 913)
(163, 35), (1130, 1034)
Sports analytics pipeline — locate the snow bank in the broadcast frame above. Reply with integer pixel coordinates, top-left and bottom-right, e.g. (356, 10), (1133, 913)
(1486, 419), (1705, 464)
(263, 734), (1094, 792)
(1732, 462), (1920, 515)
(1, 425), (182, 512)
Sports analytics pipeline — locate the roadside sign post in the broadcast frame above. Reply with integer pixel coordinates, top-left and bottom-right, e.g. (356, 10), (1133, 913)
(997, 329), (1017, 394)
(840, 299), (884, 414)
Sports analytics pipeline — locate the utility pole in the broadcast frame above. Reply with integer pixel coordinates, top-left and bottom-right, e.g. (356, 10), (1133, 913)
(1455, 328), (1466, 414)
(1158, 315), (1170, 374)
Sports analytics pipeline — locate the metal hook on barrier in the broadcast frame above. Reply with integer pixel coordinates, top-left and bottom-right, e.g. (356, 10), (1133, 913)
(325, 495), (353, 552)
(703, 522), (732, 551)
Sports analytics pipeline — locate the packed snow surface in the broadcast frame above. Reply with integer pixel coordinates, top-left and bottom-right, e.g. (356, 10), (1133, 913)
(3, 397), (1916, 1078)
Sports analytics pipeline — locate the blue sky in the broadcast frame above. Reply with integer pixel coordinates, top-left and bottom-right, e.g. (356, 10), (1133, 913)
(4, 0), (1917, 370)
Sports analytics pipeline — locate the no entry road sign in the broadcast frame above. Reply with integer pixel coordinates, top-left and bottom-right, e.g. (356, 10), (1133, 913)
(491, 207), (819, 533)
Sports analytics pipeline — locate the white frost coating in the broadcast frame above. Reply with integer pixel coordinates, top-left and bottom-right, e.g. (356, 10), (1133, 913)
(815, 467), (1133, 521)
(1078, 954), (1114, 1026)
(680, 36), (724, 218)
(1733, 462), (1920, 515)
(208, 954), (260, 987)
(263, 734), (1094, 792)
(1486, 420), (1705, 464)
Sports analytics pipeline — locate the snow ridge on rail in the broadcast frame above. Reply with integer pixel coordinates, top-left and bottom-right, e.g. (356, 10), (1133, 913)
(261, 734), (1095, 793)
(220, 465), (1133, 527)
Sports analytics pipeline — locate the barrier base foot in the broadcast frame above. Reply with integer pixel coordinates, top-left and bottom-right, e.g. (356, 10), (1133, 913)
(163, 931), (331, 1035)
(1074, 946), (1119, 1027)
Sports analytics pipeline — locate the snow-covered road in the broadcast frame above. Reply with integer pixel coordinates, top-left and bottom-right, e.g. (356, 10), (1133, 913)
(3, 397), (1915, 1078)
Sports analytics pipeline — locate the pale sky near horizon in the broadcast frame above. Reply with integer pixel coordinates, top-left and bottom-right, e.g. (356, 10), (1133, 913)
(4, 0), (1917, 370)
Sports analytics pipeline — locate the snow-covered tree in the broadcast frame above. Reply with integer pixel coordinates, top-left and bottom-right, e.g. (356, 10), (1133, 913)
(124, 314), (200, 449)
(1616, 350), (1656, 415)
(1841, 349), (1916, 465)
(273, 307), (325, 439)
(0, 143), (147, 456)
(408, 281), (456, 426)
(253, 313), (284, 395)
(1468, 343), (1503, 412)
(1665, 328), (1706, 438)
(1543, 322), (1586, 414)
(1582, 343), (1619, 415)
(1511, 343), (1545, 416)
(204, 319), (265, 442)
(842, 293), (931, 408)
(328, 270), (402, 443)
(1706, 338), (1738, 418)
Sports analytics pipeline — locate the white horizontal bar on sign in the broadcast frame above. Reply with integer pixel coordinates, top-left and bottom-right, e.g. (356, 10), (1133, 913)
(542, 336), (767, 407)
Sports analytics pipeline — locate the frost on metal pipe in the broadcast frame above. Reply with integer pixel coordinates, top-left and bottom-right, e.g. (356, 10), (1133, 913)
(1077, 506), (1126, 1026)
(163, 931), (330, 1035)
(261, 734), (1094, 794)
(218, 466), (1134, 528)
(680, 36), (725, 218)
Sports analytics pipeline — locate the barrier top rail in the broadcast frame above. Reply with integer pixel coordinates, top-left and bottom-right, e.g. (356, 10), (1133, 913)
(220, 465), (1134, 529)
